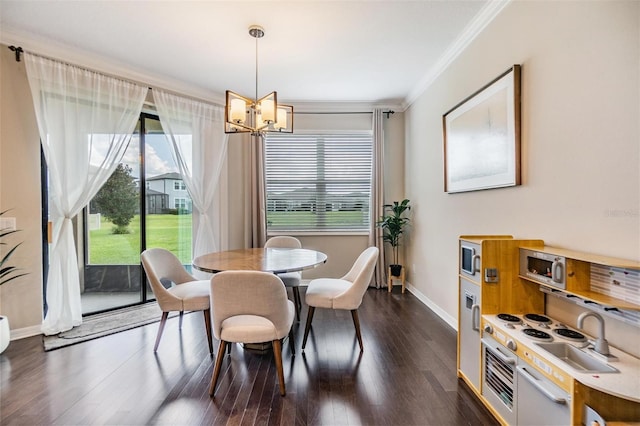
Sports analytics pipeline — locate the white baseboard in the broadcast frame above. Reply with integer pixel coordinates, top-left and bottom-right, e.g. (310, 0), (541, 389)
(403, 281), (458, 331)
(11, 324), (42, 341)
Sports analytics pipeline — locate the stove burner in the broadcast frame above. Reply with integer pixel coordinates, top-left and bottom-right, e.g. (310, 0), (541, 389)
(554, 328), (587, 342)
(522, 328), (553, 342)
(524, 313), (551, 324)
(497, 313), (522, 323)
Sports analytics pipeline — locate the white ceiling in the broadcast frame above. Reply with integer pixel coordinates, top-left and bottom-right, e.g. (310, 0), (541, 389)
(0, 1), (494, 108)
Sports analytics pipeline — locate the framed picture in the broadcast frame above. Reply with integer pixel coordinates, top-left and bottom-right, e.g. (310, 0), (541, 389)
(443, 64), (521, 193)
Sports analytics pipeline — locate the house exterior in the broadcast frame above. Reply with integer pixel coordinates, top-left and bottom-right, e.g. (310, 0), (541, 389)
(145, 172), (192, 213)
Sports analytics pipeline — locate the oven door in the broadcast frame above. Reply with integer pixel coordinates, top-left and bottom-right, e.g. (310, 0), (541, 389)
(516, 365), (570, 426)
(482, 336), (517, 425)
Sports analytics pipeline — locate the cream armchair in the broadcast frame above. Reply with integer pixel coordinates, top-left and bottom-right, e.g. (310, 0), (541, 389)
(264, 236), (303, 320)
(141, 248), (212, 353)
(302, 247), (379, 352)
(209, 270), (295, 397)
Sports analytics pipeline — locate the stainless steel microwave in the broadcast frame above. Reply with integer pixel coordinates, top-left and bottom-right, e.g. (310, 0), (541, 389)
(519, 248), (566, 289)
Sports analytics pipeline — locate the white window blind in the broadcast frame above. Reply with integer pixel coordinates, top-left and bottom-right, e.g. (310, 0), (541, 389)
(264, 133), (373, 232)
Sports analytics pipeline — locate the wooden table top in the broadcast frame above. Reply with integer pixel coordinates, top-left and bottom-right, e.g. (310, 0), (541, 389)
(192, 248), (328, 274)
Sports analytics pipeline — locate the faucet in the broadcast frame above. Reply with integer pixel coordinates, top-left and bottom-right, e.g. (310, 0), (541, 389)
(577, 311), (610, 356)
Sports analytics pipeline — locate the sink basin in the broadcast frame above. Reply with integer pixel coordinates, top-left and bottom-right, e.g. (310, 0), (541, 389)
(535, 342), (618, 374)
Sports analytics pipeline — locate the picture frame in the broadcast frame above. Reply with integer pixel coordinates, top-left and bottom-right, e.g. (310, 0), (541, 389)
(443, 64), (521, 193)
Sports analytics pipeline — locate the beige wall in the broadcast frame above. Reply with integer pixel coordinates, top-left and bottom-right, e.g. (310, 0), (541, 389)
(0, 46), (44, 335)
(404, 0), (640, 349)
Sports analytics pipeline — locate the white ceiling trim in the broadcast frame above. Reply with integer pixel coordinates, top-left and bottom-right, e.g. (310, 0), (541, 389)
(403, 0), (511, 110)
(1, 26), (226, 105)
(1, 27), (401, 114)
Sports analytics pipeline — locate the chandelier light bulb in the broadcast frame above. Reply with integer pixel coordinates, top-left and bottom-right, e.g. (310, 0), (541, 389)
(230, 98), (246, 124)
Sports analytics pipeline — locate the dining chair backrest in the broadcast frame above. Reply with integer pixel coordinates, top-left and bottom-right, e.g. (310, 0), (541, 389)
(210, 270), (292, 340)
(264, 236), (302, 249)
(333, 246), (379, 310)
(141, 248), (196, 310)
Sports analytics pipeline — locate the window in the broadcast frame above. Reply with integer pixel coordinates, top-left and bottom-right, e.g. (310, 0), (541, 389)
(174, 180), (186, 191)
(174, 197), (188, 209)
(82, 114), (193, 314)
(264, 132), (373, 232)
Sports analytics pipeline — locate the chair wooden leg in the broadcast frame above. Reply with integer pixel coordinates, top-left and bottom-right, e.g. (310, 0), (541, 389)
(302, 306), (315, 350)
(203, 309), (213, 354)
(179, 311), (184, 329)
(154, 312), (169, 352)
(351, 309), (364, 352)
(292, 287), (301, 321)
(209, 340), (227, 396)
(272, 339), (286, 396)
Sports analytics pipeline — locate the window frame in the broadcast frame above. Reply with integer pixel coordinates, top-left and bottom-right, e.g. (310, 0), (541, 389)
(264, 130), (373, 235)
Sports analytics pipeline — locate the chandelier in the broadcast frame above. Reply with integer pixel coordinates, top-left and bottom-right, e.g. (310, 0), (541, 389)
(224, 25), (293, 136)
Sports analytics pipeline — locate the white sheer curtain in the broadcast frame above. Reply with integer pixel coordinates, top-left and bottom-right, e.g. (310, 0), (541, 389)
(24, 53), (147, 335)
(369, 109), (386, 288)
(154, 90), (229, 260)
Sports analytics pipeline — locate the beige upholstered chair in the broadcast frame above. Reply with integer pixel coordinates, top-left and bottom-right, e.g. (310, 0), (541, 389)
(302, 246), (379, 352)
(141, 248), (212, 354)
(209, 270), (295, 397)
(264, 236), (303, 320)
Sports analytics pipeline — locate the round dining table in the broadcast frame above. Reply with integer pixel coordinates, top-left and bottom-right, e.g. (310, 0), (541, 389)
(192, 247), (327, 274)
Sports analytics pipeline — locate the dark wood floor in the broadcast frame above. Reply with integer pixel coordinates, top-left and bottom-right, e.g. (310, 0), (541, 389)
(0, 288), (497, 425)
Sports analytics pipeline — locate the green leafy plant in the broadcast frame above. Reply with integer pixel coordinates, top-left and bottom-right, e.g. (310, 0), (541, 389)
(0, 210), (27, 286)
(377, 199), (411, 274)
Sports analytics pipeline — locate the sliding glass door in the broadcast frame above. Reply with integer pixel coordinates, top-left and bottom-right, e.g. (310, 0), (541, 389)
(81, 114), (192, 314)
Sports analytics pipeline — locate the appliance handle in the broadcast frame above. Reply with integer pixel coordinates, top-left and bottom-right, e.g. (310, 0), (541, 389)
(471, 304), (480, 331)
(552, 259), (564, 283)
(482, 338), (516, 364)
(472, 254), (481, 272)
(517, 366), (567, 404)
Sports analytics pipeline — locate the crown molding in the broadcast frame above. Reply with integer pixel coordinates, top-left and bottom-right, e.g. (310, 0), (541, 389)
(1, 28), (402, 114)
(1, 26), (226, 106)
(404, 0), (511, 108)
(290, 101), (403, 114)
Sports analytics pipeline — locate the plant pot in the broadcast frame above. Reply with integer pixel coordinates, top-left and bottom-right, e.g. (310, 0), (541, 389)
(390, 264), (403, 277)
(0, 316), (10, 354)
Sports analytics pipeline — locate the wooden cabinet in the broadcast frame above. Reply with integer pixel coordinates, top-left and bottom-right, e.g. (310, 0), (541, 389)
(518, 246), (640, 311)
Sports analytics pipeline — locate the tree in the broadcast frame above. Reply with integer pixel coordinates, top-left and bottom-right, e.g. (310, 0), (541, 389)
(93, 163), (137, 234)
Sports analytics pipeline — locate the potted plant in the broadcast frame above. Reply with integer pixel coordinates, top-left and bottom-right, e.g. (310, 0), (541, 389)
(377, 199), (411, 277)
(0, 209), (27, 354)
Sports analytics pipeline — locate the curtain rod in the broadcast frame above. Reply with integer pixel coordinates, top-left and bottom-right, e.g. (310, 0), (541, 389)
(8, 45), (395, 118)
(8, 45), (152, 88)
(7, 45), (222, 107)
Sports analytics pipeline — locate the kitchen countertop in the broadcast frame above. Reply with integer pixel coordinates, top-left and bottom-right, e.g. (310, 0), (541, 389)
(483, 314), (640, 403)
(534, 340), (640, 402)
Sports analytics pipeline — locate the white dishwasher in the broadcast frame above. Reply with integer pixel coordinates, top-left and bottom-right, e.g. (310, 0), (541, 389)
(516, 364), (570, 426)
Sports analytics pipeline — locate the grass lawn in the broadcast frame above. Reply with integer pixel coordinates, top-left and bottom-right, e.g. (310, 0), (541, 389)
(267, 210), (367, 227)
(89, 214), (192, 265)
